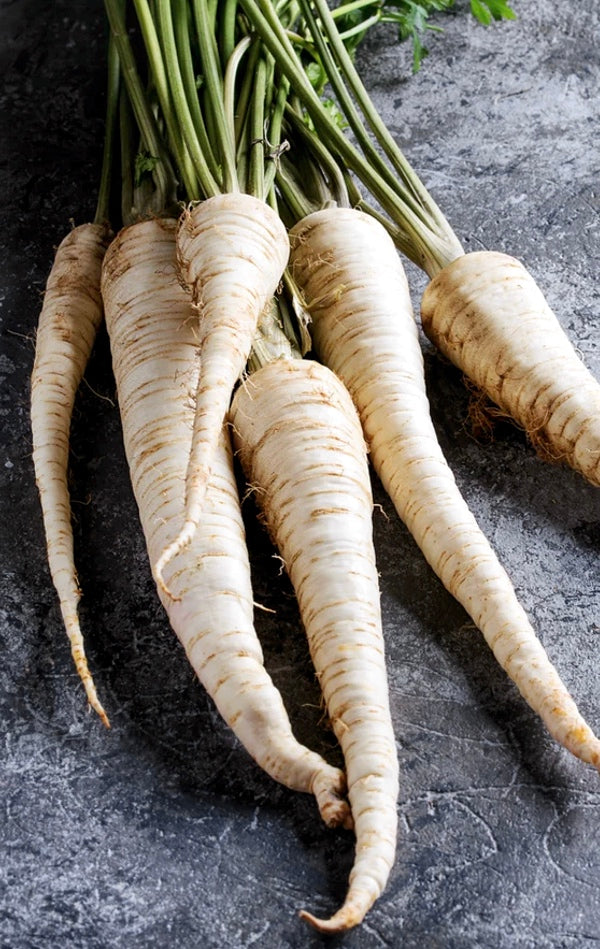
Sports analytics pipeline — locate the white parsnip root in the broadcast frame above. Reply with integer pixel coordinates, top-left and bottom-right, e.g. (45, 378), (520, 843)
(101, 218), (349, 825)
(421, 251), (600, 485)
(289, 208), (600, 771)
(31, 222), (111, 727)
(154, 194), (290, 587)
(230, 358), (399, 932)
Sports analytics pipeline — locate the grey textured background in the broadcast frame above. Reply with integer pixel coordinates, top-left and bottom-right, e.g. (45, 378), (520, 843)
(2, 2), (600, 947)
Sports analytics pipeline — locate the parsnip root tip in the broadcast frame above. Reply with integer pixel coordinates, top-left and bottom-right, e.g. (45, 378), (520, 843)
(70, 631), (110, 728)
(312, 769), (352, 829)
(154, 521), (198, 600)
(83, 680), (110, 729)
(94, 703), (111, 730)
(299, 904), (364, 934)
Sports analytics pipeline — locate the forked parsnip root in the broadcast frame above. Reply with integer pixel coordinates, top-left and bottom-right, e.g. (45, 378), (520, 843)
(154, 194), (290, 588)
(101, 218), (349, 825)
(289, 208), (600, 772)
(421, 251), (600, 485)
(31, 222), (111, 727)
(230, 358), (399, 932)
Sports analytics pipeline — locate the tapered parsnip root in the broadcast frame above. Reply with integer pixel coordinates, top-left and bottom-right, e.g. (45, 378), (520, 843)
(154, 194), (290, 588)
(31, 222), (111, 727)
(230, 358), (399, 931)
(421, 251), (600, 485)
(101, 218), (349, 825)
(289, 208), (600, 772)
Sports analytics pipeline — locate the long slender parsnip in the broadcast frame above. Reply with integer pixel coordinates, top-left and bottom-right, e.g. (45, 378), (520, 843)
(289, 208), (600, 771)
(101, 217), (349, 825)
(154, 194), (290, 587)
(420, 251), (600, 485)
(31, 222), (111, 727)
(230, 358), (399, 933)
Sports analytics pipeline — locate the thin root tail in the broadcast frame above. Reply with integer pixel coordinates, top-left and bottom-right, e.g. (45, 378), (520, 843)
(311, 768), (352, 829)
(70, 638), (110, 728)
(299, 883), (377, 934)
(90, 698), (111, 730)
(154, 521), (198, 600)
(84, 680), (110, 729)
(299, 902), (366, 934)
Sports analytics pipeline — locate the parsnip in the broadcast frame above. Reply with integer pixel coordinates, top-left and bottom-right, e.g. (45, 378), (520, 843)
(101, 217), (349, 824)
(31, 222), (111, 727)
(154, 193), (290, 588)
(289, 207), (600, 771)
(421, 251), (600, 485)
(230, 357), (399, 932)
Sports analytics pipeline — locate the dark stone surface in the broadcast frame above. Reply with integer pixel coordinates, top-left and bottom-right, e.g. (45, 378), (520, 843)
(2, 2), (600, 947)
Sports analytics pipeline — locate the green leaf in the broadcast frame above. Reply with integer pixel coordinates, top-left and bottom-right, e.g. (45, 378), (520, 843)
(379, 1), (455, 71)
(305, 59), (328, 93)
(334, 1), (381, 57)
(470, 0), (516, 24)
(134, 152), (159, 187)
(335, 0), (516, 71)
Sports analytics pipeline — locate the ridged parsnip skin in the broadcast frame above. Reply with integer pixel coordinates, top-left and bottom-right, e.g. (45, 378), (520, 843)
(421, 251), (600, 485)
(230, 359), (399, 933)
(31, 222), (111, 727)
(289, 208), (600, 771)
(101, 218), (349, 826)
(155, 194), (290, 586)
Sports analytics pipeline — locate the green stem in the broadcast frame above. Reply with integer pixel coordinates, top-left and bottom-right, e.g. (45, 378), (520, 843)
(207, 0), (218, 28)
(103, 0), (177, 213)
(94, 16), (121, 226)
(276, 0), (301, 29)
(331, 0), (380, 18)
(192, 0), (239, 192)
(297, 0), (423, 221)
(337, 13), (379, 42)
(301, 0), (451, 227)
(133, 0), (198, 199)
(119, 88), (135, 226)
(172, 0), (222, 186)
(276, 162), (315, 221)
(248, 56), (267, 199)
(156, 0), (219, 198)
(233, 38), (262, 144)
(224, 35), (253, 167)
(263, 73), (290, 195)
(220, 0), (239, 63)
(283, 102), (350, 207)
(240, 0), (461, 274)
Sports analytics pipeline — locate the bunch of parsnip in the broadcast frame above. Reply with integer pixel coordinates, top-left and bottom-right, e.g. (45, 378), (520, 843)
(31, 0), (599, 934)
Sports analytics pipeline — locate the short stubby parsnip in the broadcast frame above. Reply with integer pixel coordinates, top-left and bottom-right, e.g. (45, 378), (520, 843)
(421, 250), (600, 486)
